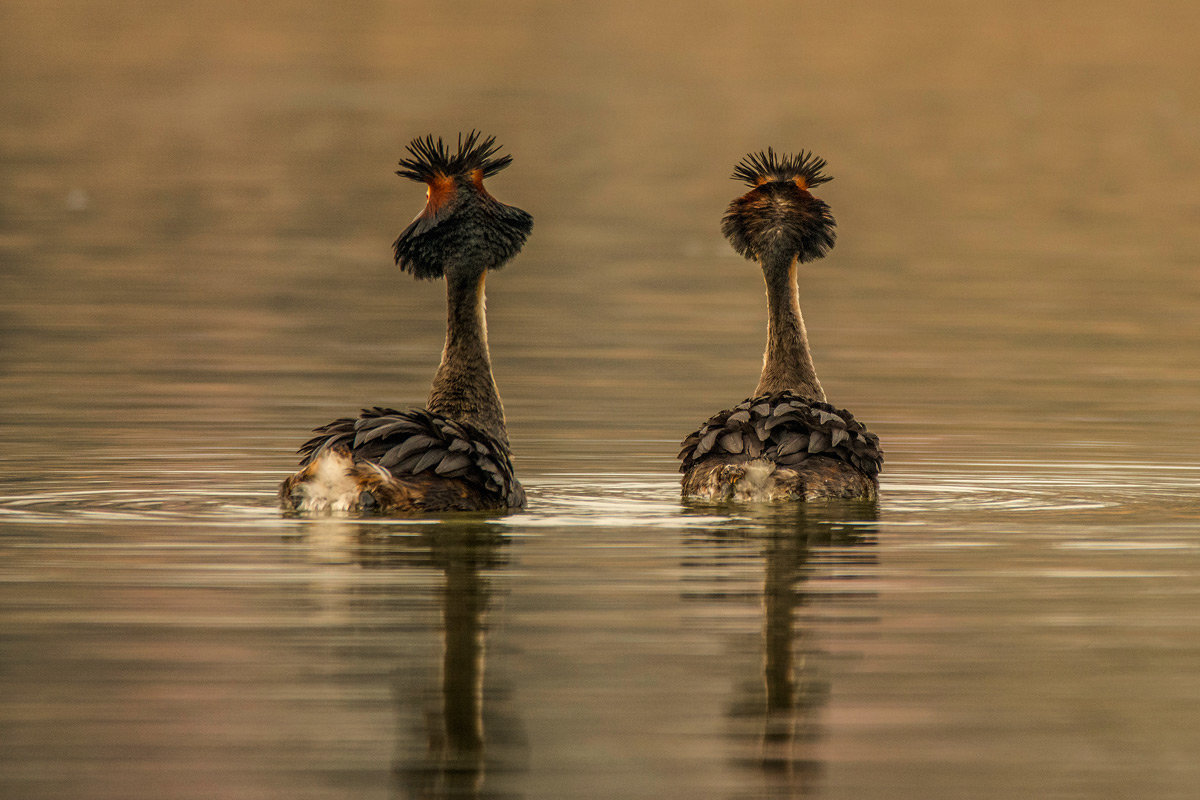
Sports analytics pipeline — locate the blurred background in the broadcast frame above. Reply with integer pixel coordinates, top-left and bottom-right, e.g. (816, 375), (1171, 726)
(4, 0), (1198, 469)
(2, 2), (1199, 799)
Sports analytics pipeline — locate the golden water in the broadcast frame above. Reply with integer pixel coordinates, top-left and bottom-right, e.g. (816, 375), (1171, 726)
(3, 2), (1200, 798)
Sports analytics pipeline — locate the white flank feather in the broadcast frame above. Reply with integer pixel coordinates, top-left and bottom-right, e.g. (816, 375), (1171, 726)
(296, 451), (360, 513)
(731, 460), (777, 502)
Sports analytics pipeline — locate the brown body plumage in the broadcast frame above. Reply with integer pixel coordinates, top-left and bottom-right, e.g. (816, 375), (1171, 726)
(679, 149), (882, 503)
(280, 132), (531, 515)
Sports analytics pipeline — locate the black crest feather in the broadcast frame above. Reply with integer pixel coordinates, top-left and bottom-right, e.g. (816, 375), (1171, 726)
(731, 148), (832, 188)
(396, 130), (513, 182)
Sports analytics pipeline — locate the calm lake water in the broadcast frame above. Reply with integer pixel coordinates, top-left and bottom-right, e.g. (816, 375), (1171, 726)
(3, 2), (1200, 798)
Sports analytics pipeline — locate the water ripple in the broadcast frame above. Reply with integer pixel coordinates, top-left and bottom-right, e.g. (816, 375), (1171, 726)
(883, 460), (1200, 518)
(0, 461), (1194, 528)
(0, 488), (284, 527)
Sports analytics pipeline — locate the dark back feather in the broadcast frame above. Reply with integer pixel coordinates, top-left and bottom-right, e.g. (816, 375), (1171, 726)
(678, 391), (883, 479)
(297, 407), (525, 508)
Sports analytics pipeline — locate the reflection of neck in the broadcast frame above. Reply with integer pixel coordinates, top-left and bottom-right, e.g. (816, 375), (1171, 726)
(763, 534), (800, 715)
(442, 555), (486, 757)
(428, 271), (509, 446)
(756, 256), (825, 402)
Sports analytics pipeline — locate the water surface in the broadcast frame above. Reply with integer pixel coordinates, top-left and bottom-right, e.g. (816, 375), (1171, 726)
(3, 2), (1200, 798)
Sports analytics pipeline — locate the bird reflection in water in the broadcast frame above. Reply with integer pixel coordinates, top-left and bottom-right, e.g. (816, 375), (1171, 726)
(685, 501), (879, 797)
(307, 519), (525, 800)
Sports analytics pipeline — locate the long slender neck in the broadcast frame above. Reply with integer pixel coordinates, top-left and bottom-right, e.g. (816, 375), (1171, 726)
(427, 271), (509, 447)
(755, 255), (826, 402)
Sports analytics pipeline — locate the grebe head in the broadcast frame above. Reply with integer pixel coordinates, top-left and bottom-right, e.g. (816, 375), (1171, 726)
(393, 131), (533, 280)
(721, 148), (836, 268)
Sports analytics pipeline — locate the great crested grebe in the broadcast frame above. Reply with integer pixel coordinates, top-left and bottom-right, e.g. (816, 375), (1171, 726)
(678, 149), (883, 502)
(280, 131), (531, 514)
